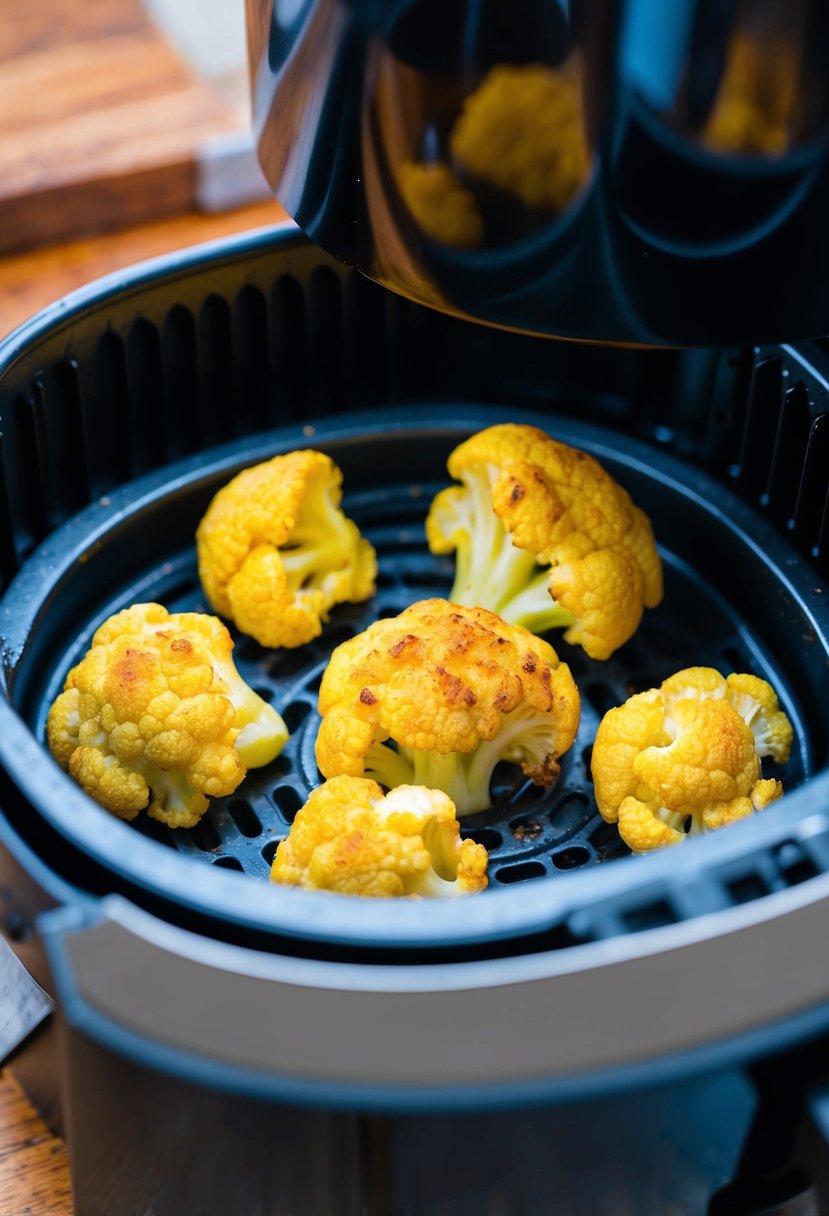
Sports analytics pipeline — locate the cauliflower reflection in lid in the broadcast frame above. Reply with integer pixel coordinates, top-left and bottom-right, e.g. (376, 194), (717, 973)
(591, 666), (793, 853)
(271, 775), (488, 897)
(450, 62), (589, 212)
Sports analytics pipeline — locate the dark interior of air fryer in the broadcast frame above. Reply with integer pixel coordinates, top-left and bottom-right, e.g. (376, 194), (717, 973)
(2, 241), (829, 938)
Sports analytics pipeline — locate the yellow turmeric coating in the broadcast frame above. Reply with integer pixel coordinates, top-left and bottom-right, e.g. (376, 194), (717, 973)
(46, 603), (287, 828)
(398, 161), (484, 249)
(271, 775), (488, 897)
(426, 424), (662, 660)
(196, 450), (376, 649)
(450, 63), (589, 210)
(315, 598), (580, 816)
(592, 666), (793, 852)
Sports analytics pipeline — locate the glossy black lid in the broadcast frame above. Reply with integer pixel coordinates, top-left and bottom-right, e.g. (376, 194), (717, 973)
(248, 0), (829, 346)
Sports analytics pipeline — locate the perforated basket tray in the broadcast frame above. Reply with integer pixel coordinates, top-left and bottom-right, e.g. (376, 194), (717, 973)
(1, 404), (828, 958)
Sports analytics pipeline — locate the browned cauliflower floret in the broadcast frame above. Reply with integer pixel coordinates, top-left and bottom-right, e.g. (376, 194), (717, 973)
(46, 603), (288, 828)
(315, 598), (580, 816)
(425, 424), (663, 660)
(398, 160), (484, 249)
(196, 450), (377, 649)
(592, 666), (793, 852)
(271, 775), (488, 897)
(450, 62), (589, 211)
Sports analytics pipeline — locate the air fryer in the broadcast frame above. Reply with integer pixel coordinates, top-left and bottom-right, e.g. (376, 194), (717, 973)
(2, 4), (829, 1216)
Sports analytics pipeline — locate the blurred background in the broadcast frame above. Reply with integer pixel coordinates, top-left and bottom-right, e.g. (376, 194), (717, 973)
(0, 0), (286, 335)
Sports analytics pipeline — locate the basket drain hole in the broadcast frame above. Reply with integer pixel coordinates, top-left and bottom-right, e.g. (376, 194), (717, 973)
(495, 861), (547, 884)
(553, 846), (590, 870)
(228, 799), (262, 838)
(273, 785), (303, 819)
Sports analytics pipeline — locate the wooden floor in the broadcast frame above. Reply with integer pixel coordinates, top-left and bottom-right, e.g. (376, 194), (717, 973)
(0, 1072), (72, 1216)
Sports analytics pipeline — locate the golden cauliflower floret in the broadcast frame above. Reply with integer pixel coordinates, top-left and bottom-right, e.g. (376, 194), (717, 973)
(425, 423), (663, 660)
(196, 450), (377, 649)
(592, 666), (793, 852)
(450, 62), (589, 211)
(46, 603), (288, 829)
(398, 161), (484, 249)
(271, 775), (488, 897)
(315, 598), (580, 816)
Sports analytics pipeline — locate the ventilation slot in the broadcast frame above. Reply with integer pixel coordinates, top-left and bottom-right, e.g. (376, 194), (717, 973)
(32, 361), (92, 518)
(199, 294), (235, 447)
(793, 414), (829, 557)
(190, 817), (221, 852)
(552, 846), (591, 870)
(228, 799), (262, 838)
(126, 319), (165, 475)
(342, 270), (388, 409)
(726, 871), (770, 904)
(0, 435), (18, 590)
(14, 394), (53, 542)
(81, 331), (131, 494)
(234, 286), (271, 435)
(162, 306), (199, 460)
(735, 357), (783, 499)
(213, 856), (244, 871)
(621, 898), (677, 932)
(305, 266), (343, 415)
(706, 347), (755, 473)
(273, 785), (303, 820)
(462, 827), (503, 852)
(774, 840), (819, 887)
(763, 382), (811, 527)
(270, 275), (307, 421)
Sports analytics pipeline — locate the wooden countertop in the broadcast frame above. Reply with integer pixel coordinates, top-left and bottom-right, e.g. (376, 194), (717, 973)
(0, 198), (288, 1215)
(0, 0), (246, 255)
(0, 199), (287, 339)
(0, 1072), (71, 1216)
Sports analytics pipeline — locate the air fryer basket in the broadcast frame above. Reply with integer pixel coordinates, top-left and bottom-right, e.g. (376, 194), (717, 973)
(2, 226), (829, 1114)
(0, 403), (825, 953)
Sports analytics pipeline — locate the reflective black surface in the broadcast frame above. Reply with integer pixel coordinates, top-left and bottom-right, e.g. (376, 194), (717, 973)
(248, 0), (829, 344)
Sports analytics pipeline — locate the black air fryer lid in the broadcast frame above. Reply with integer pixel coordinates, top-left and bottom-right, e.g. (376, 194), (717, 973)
(248, 0), (829, 344)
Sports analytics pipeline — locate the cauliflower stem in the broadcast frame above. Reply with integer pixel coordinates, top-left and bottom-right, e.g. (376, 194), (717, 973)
(363, 705), (564, 816)
(447, 465), (575, 633)
(211, 655), (287, 768)
(144, 764), (209, 829)
(279, 468), (364, 598)
(426, 425), (663, 660)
